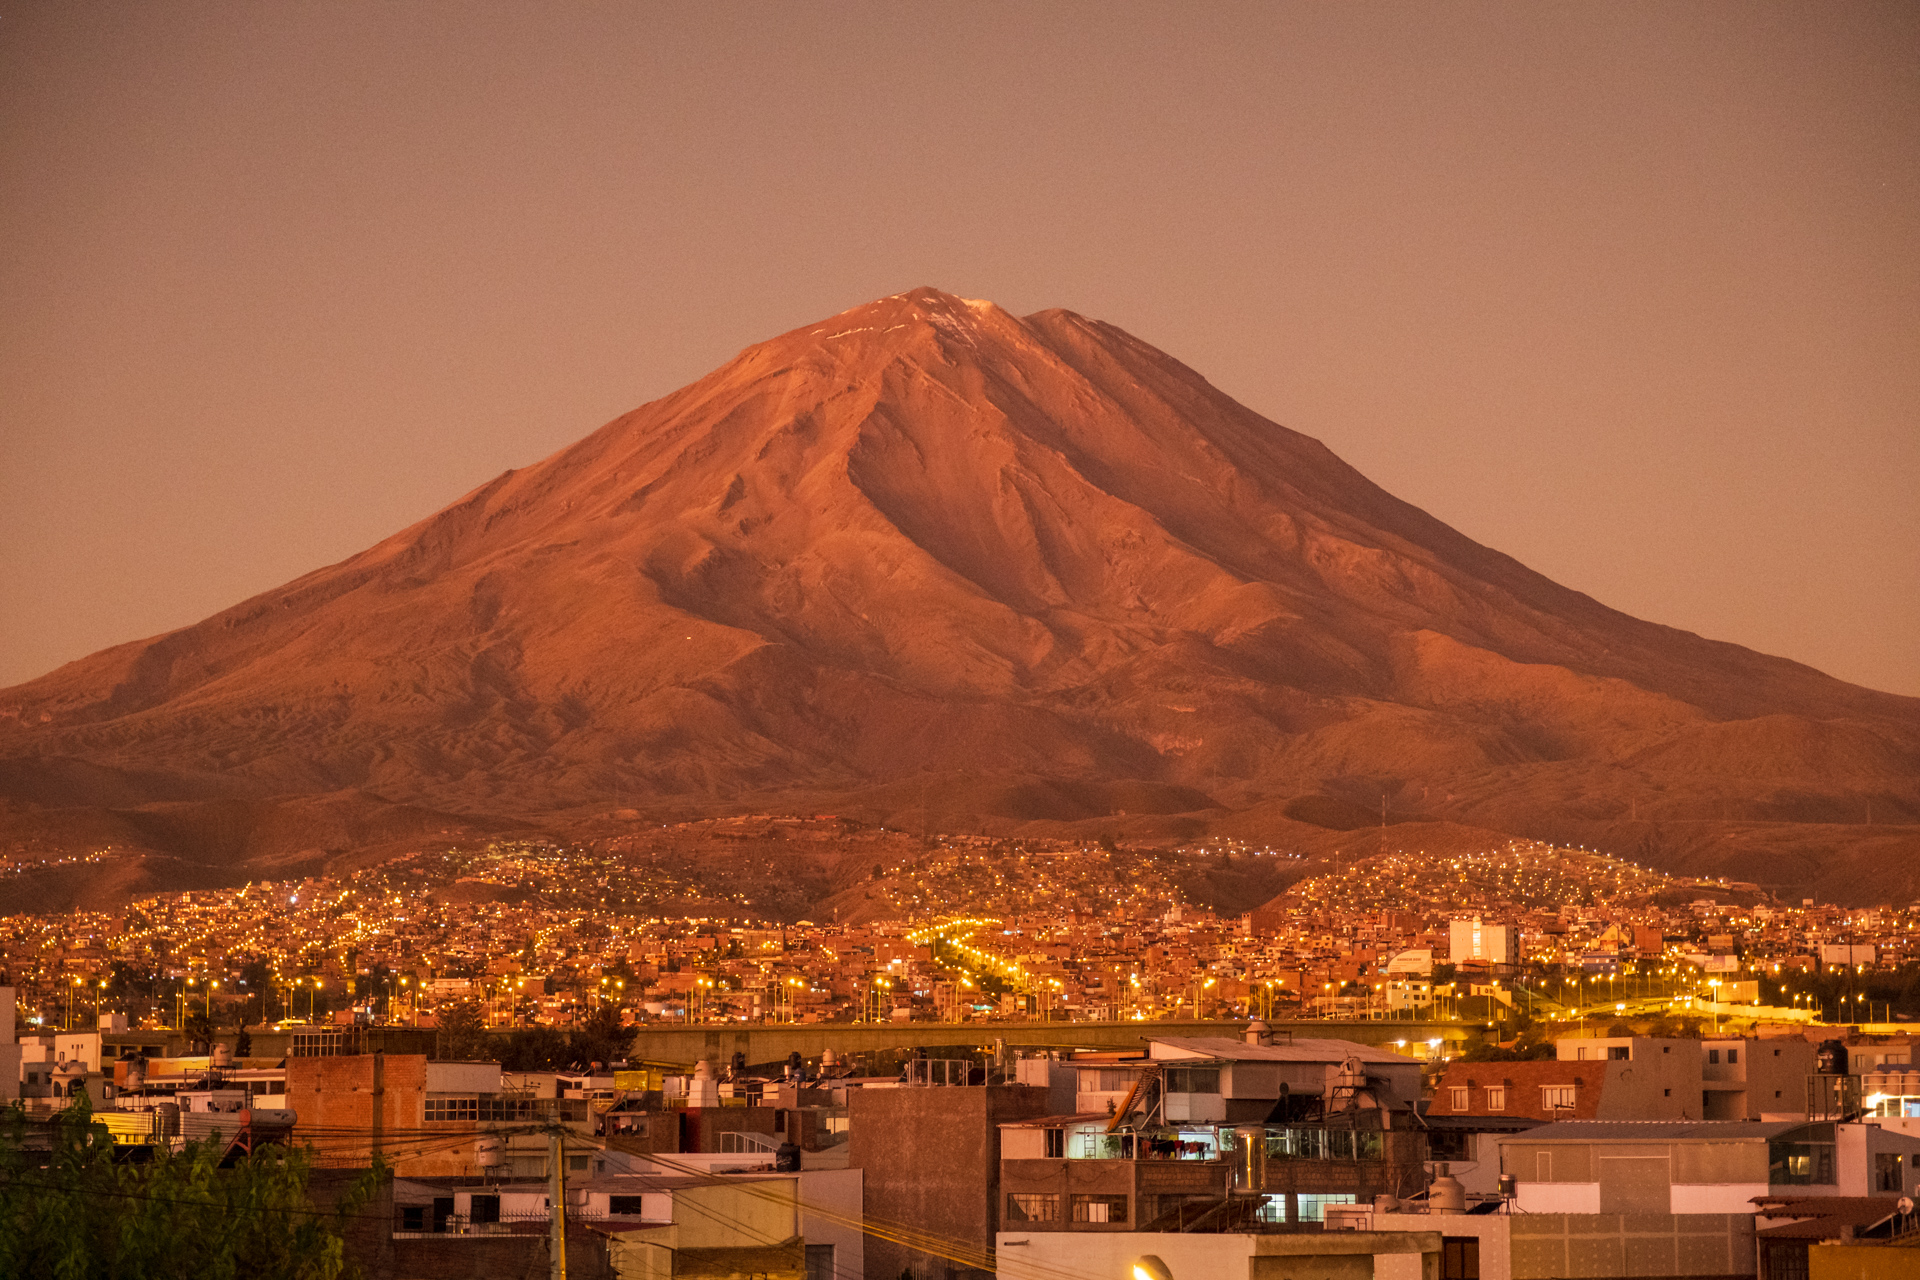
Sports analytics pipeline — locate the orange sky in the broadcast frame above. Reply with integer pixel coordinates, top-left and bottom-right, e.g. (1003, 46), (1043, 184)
(2, 2), (1915, 696)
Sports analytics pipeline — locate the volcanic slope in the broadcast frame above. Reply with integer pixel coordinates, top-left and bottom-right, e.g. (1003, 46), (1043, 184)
(3, 289), (1916, 895)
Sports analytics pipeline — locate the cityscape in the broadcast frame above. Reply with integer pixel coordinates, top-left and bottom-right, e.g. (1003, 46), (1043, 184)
(4, 5), (1917, 1278)
(4, 828), (1917, 1040)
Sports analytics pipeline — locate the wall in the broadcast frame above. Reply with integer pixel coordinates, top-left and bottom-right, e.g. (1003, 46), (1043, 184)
(286, 1053), (445, 1173)
(850, 1084), (1051, 1280)
(1807, 1241), (1920, 1280)
(321, 1169), (615, 1280)
(992, 1229), (1441, 1280)
(799, 1166), (864, 1280)
(1506, 1213), (1754, 1279)
(0, 988), (19, 1101)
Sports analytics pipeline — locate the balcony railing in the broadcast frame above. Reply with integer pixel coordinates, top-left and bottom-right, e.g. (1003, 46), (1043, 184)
(1064, 1126), (1387, 1163)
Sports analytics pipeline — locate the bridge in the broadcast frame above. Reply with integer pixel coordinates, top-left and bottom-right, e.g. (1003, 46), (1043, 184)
(626, 1017), (1486, 1068)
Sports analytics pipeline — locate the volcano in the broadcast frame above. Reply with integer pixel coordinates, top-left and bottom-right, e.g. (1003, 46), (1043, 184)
(4, 288), (1917, 901)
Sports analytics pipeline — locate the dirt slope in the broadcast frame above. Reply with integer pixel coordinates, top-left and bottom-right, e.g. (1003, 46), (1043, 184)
(3, 288), (1914, 899)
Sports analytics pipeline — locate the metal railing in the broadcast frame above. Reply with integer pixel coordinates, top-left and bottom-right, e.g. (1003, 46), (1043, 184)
(718, 1130), (784, 1154)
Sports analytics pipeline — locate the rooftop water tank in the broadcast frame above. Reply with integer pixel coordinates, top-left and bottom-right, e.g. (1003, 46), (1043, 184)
(1430, 1165), (1467, 1214)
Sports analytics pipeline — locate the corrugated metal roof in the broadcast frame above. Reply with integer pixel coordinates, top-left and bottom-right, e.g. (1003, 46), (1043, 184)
(1148, 1036), (1419, 1064)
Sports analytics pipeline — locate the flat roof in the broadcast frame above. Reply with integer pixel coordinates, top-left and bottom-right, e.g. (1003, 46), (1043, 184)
(1503, 1120), (1825, 1142)
(1000, 1113), (1115, 1129)
(1150, 1036), (1420, 1065)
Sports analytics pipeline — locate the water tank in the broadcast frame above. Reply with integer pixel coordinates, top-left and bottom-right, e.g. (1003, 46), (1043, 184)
(1235, 1125), (1268, 1192)
(1429, 1166), (1467, 1213)
(774, 1142), (801, 1172)
(124, 1063), (146, 1092)
(1374, 1193), (1400, 1214)
(1245, 1019), (1271, 1046)
(1815, 1040), (1849, 1075)
(476, 1135), (505, 1169)
(1498, 1173), (1517, 1200)
(211, 1043), (233, 1068)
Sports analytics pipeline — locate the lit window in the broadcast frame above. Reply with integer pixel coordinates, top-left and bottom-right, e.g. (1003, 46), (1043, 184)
(1070, 1194), (1128, 1223)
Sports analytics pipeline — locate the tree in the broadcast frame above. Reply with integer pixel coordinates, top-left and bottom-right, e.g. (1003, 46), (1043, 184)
(433, 1000), (491, 1060)
(0, 1094), (380, 1279)
(499, 1027), (569, 1071)
(568, 1005), (637, 1069)
(183, 1012), (215, 1052)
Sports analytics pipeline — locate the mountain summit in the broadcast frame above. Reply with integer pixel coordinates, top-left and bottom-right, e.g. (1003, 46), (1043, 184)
(5, 288), (1917, 898)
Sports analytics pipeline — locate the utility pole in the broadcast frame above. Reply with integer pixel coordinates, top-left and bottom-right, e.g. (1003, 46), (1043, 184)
(548, 1125), (569, 1280)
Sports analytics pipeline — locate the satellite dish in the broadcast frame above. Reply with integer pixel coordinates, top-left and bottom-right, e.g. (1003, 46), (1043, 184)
(1899, 1195), (1915, 1216)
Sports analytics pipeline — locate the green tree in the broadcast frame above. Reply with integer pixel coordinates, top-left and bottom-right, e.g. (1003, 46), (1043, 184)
(568, 1005), (637, 1068)
(183, 1011), (215, 1051)
(0, 1094), (380, 1279)
(433, 999), (491, 1060)
(499, 1026), (569, 1071)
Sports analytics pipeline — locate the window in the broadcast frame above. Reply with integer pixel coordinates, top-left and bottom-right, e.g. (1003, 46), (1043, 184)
(1450, 1087), (1469, 1110)
(1428, 1129), (1470, 1161)
(1071, 1194), (1129, 1223)
(1769, 1139), (1836, 1186)
(805, 1244), (837, 1280)
(1875, 1152), (1902, 1193)
(1608, 1046), (1628, 1060)
(1165, 1067), (1220, 1093)
(469, 1195), (500, 1225)
(568, 1155), (589, 1172)
(1485, 1087), (1506, 1111)
(1006, 1194), (1060, 1223)
(425, 1095), (542, 1123)
(1542, 1085), (1577, 1111)
(1295, 1194), (1357, 1222)
(1441, 1236), (1481, 1280)
(425, 1096), (478, 1122)
(1708, 1050), (1720, 1065)
(399, 1206), (426, 1232)
(1728, 1049), (1738, 1064)
(608, 1196), (646, 1216)
(1044, 1128), (1065, 1159)
(1664, 1089), (1671, 1097)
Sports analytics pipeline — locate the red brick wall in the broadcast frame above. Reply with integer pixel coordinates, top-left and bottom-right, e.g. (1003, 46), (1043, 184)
(1429, 1060), (1603, 1120)
(287, 1053), (463, 1173)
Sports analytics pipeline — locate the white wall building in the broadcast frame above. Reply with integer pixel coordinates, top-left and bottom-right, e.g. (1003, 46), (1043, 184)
(1450, 919), (1520, 966)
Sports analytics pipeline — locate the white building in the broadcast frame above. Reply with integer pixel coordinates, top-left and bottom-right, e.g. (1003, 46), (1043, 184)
(1450, 918), (1519, 966)
(0, 988), (20, 1101)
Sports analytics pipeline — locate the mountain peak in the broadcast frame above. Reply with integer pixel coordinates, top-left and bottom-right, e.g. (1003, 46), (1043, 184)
(3, 290), (1915, 903)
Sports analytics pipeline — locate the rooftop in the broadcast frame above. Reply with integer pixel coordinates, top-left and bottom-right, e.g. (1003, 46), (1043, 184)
(1149, 1036), (1419, 1065)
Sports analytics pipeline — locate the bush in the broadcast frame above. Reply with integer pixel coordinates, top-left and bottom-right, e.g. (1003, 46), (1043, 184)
(0, 1094), (380, 1279)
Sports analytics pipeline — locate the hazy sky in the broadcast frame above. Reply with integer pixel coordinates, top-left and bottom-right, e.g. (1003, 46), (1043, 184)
(3, 2), (1916, 696)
